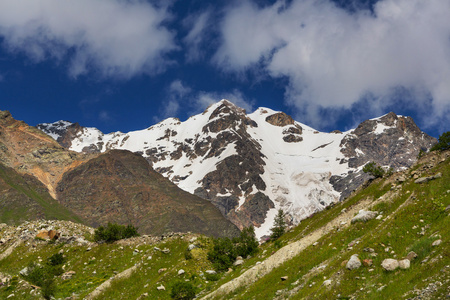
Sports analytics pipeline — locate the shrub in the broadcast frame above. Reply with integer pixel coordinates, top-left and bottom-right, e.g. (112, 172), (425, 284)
(94, 223), (139, 243)
(21, 262), (56, 300)
(362, 161), (385, 178)
(184, 248), (193, 260)
(270, 209), (286, 240)
(170, 281), (196, 300)
(430, 131), (450, 152)
(47, 252), (65, 266)
(207, 237), (236, 272)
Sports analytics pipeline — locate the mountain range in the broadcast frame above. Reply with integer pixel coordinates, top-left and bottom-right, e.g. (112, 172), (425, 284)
(36, 100), (436, 238)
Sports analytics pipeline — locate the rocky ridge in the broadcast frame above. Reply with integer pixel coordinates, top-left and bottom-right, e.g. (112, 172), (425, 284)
(37, 100), (436, 237)
(0, 110), (239, 238)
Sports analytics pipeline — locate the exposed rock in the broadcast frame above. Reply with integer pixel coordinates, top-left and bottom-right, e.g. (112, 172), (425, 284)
(362, 259), (373, 267)
(156, 285), (165, 291)
(415, 173), (442, 184)
(381, 259), (399, 271)
(188, 244), (196, 251)
(158, 268), (167, 274)
(61, 271), (76, 280)
(406, 251), (418, 261)
(398, 259), (410, 269)
(205, 270), (217, 275)
(283, 134), (303, 143)
(281, 276), (288, 281)
(265, 112), (295, 127)
(346, 254), (362, 270)
(162, 248), (170, 254)
(233, 259), (244, 266)
(323, 279), (332, 287)
(351, 210), (378, 223)
(432, 239), (442, 247)
(178, 269), (185, 275)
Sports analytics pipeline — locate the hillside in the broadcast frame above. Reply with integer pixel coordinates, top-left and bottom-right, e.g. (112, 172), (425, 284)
(0, 110), (239, 238)
(1, 149), (448, 299)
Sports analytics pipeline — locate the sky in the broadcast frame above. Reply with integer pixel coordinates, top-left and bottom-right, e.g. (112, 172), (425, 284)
(0, 0), (449, 138)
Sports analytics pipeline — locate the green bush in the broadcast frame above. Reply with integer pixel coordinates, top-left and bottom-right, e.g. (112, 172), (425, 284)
(270, 209), (286, 240)
(170, 281), (196, 300)
(21, 262), (56, 300)
(94, 223), (139, 243)
(207, 226), (260, 272)
(207, 237), (236, 272)
(362, 161), (385, 178)
(430, 131), (450, 152)
(184, 248), (193, 260)
(47, 252), (65, 266)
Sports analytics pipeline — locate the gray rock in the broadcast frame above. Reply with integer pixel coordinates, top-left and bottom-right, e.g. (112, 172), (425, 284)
(351, 210), (378, 223)
(162, 248), (170, 254)
(398, 259), (410, 269)
(432, 239), (442, 247)
(188, 244), (196, 251)
(281, 276), (288, 281)
(406, 251), (418, 261)
(346, 254), (362, 270)
(205, 270), (217, 275)
(178, 269), (185, 275)
(323, 279), (332, 287)
(396, 175), (407, 183)
(233, 259), (244, 266)
(19, 267), (29, 276)
(156, 285), (165, 291)
(381, 259), (399, 271)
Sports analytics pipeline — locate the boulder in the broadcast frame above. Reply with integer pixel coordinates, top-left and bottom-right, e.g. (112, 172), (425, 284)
(158, 268), (167, 274)
(323, 279), (332, 287)
(362, 259), (373, 267)
(432, 239), (442, 247)
(381, 259), (399, 271)
(233, 259), (244, 266)
(346, 254), (362, 270)
(61, 271), (76, 280)
(398, 259), (410, 269)
(188, 244), (196, 251)
(156, 285), (165, 291)
(205, 270), (217, 275)
(351, 210), (378, 223)
(281, 276), (288, 281)
(405, 251), (418, 261)
(178, 269), (185, 275)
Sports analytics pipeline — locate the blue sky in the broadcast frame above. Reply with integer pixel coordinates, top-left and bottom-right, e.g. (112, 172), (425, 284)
(0, 0), (449, 138)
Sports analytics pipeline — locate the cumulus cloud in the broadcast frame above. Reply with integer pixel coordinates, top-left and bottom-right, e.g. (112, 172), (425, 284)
(158, 80), (254, 122)
(0, 0), (176, 78)
(215, 0), (450, 129)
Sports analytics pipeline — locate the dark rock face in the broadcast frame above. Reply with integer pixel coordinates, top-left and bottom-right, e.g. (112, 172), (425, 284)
(265, 112), (295, 127)
(340, 112), (436, 170)
(57, 149), (239, 237)
(332, 112), (437, 200)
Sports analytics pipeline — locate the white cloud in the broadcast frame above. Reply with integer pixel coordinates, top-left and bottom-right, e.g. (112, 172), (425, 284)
(195, 90), (255, 114)
(0, 0), (176, 78)
(183, 10), (212, 62)
(216, 0), (450, 128)
(157, 80), (254, 122)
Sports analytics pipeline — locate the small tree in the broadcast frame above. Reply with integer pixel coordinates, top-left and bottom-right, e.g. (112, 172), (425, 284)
(233, 226), (259, 258)
(362, 161), (385, 178)
(430, 131), (450, 152)
(270, 209), (286, 240)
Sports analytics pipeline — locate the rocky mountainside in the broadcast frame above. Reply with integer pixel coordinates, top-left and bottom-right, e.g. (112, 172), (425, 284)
(0, 149), (448, 300)
(0, 110), (239, 238)
(37, 100), (437, 237)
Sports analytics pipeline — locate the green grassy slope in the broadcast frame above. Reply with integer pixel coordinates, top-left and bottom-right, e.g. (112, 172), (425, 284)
(0, 163), (84, 225)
